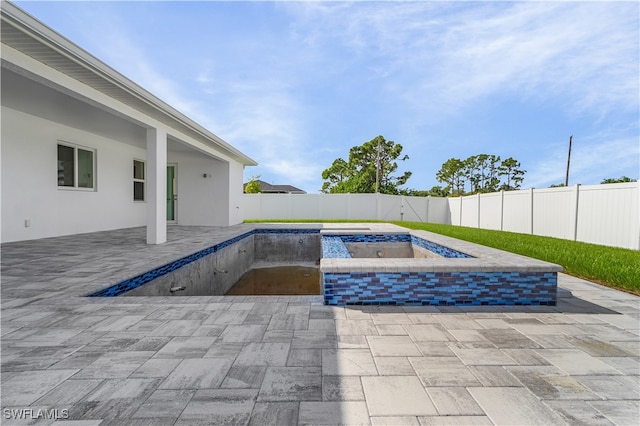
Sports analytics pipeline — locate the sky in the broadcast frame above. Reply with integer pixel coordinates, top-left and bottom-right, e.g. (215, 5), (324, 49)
(15, 0), (639, 194)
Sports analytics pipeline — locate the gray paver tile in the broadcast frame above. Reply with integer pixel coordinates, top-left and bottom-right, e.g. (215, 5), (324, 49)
(336, 319), (379, 336)
(404, 324), (454, 342)
(126, 336), (172, 352)
(371, 416), (420, 425)
(410, 357), (481, 387)
(576, 375), (640, 400)
(535, 349), (623, 375)
(322, 375), (365, 401)
(478, 328), (541, 348)
(154, 336), (216, 358)
(414, 342), (455, 357)
(367, 336), (421, 357)
(426, 387), (485, 416)
(233, 342), (290, 366)
(221, 365), (267, 388)
(468, 387), (568, 425)
(176, 389), (257, 425)
(322, 349), (378, 376)
(217, 324), (266, 342)
(373, 356), (416, 376)
(588, 400), (640, 426)
(287, 348), (322, 367)
(34, 378), (103, 406)
(149, 320), (201, 336)
(362, 376), (437, 416)
(258, 367), (321, 402)
(417, 416), (493, 425)
(299, 401), (370, 426)
(71, 378), (162, 421)
(130, 358), (182, 378)
(448, 345), (517, 366)
(132, 389), (194, 418)
(292, 330), (337, 349)
(544, 400), (615, 426)
(159, 358), (233, 389)
(468, 366), (522, 387)
(74, 351), (154, 379)
(248, 402), (299, 426)
(506, 365), (601, 400)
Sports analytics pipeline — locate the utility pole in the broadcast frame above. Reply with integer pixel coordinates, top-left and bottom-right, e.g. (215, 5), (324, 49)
(565, 135), (572, 187)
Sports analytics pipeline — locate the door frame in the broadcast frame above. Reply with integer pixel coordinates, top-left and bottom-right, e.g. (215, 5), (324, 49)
(167, 163), (178, 223)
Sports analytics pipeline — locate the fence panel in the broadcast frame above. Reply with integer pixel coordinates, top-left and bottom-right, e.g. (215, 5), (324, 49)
(576, 182), (639, 249)
(460, 195), (479, 228)
(427, 197), (452, 225)
(320, 194), (350, 219)
(533, 187), (576, 240)
(502, 190), (532, 234)
(479, 192), (502, 230)
(402, 196), (428, 222)
(290, 194), (323, 219)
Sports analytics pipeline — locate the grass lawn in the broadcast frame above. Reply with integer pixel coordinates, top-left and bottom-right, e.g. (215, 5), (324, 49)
(246, 219), (640, 295)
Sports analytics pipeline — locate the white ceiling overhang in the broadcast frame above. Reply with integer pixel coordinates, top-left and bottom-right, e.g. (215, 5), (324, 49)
(1, 1), (257, 166)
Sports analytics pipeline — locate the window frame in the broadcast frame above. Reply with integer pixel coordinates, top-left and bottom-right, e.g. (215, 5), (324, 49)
(133, 159), (146, 202)
(57, 141), (96, 191)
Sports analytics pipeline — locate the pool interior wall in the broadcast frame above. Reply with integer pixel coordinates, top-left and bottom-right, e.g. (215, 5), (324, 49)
(115, 231), (320, 297)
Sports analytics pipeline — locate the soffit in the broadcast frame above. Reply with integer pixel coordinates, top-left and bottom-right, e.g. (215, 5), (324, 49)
(1, 3), (257, 166)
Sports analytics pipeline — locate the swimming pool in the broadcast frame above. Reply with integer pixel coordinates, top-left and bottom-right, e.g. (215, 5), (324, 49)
(88, 224), (562, 306)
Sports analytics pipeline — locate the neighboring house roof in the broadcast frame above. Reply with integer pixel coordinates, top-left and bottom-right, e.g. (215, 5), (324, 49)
(245, 180), (306, 194)
(0, 1), (257, 167)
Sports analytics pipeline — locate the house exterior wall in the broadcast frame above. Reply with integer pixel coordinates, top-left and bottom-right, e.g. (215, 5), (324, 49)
(168, 150), (230, 227)
(1, 107), (147, 242)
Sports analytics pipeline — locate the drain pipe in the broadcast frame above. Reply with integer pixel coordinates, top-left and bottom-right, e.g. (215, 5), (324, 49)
(214, 268), (228, 274)
(170, 286), (186, 293)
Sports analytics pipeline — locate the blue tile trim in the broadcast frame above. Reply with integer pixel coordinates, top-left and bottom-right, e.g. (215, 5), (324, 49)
(321, 234), (472, 259)
(323, 271), (557, 306)
(410, 235), (472, 258)
(88, 228), (319, 297)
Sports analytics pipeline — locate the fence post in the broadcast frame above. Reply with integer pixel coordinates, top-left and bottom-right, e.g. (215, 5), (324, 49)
(529, 187), (535, 235)
(500, 190), (505, 231)
(426, 196), (430, 223)
(477, 193), (481, 228)
(459, 195), (463, 226)
(376, 193), (381, 221)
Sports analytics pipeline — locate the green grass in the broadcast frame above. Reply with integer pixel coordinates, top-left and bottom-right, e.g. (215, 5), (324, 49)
(245, 219), (640, 295)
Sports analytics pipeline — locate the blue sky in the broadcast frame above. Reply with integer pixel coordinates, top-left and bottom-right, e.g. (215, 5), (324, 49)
(16, 0), (639, 193)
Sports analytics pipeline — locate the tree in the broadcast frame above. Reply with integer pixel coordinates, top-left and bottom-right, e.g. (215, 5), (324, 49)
(244, 175), (262, 193)
(321, 135), (411, 194)
(435, 158), (466, 196)
(498, 157), (526, 191)
(601, 176), (637, 184)
(435, 154), (525, 195)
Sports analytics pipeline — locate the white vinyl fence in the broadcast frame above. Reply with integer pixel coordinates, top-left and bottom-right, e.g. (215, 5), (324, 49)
(241, 182), (639, 250)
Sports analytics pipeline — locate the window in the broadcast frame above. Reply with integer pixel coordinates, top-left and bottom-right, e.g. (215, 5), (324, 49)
(57, 143), (95, 189)
(133, 159), (145, 201)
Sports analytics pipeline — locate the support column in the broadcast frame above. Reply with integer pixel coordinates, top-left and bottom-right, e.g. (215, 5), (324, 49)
(146, 127), (167, 244)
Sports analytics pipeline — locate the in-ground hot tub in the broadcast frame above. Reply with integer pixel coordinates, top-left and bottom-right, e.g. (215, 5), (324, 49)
(320, 229), (562, 306)
(88, 224), (562, 306)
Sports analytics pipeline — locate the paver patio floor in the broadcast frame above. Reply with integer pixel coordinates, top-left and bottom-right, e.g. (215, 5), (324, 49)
(1, 225), (638, 425)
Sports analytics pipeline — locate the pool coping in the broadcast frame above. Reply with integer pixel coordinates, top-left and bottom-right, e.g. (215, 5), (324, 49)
(319, 228), (563, 274)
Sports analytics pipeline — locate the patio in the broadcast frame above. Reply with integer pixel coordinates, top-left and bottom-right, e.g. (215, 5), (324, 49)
(1, 225), (638, 425)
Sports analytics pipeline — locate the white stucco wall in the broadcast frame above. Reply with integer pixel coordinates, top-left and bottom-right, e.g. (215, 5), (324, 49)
(168, 150), (231, 227)
(1, 107), (147, 242)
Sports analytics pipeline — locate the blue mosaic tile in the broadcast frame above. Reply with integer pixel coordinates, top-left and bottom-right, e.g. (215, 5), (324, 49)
(89, 228), (320, 297)
(321, 236), (352, 258)
(323, 271), (557, 306)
